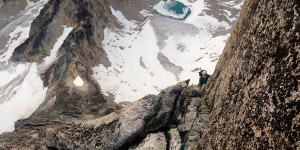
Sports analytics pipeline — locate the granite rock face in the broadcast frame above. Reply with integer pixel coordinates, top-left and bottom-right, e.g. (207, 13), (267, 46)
(198, 0), (300, 149)
(168, 128), (181, 150)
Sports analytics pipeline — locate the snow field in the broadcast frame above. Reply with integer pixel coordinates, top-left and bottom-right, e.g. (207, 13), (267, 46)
(93, 1), (235, 102)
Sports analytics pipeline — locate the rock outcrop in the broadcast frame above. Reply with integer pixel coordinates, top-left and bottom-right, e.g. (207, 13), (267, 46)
(198, 0), (300, 149)
(0, 79), (210, 149)
(168, 128), (181, 150)
(0, 80), (199, 149)
(44, 80), (189, 150)
(129, 132), (167, 150)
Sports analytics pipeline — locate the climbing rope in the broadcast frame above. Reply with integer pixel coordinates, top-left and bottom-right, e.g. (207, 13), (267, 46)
(180, 85), (207, 150)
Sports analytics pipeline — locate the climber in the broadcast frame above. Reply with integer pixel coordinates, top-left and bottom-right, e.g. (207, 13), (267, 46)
(198, 70), (210, 87)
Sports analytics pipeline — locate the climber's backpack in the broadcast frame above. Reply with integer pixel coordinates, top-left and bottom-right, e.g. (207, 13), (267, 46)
(198, 70), (204, 76)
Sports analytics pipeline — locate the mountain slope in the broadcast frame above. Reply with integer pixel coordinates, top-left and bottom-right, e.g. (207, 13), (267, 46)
(0, 0), (120, 134)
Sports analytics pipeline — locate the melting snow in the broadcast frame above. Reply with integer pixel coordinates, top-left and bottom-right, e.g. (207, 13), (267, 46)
(25, 0), (36, 9)
(73, 76), (84, 87)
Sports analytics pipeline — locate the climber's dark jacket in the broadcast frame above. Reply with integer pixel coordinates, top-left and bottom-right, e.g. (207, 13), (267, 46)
(199, 75), (211, 87)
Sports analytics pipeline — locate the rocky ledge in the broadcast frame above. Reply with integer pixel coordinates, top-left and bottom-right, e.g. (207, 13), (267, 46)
(0, 80), (209, 150)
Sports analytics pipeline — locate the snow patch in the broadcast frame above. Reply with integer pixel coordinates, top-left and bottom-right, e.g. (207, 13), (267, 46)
(110, 6), (136, 29)
(39, 25), (73, 72)
(93, 20), (178, 103)
(234, 1), (244, 9)
(25, 0), (36, 9)
(73, 76), (84, 87)
(139, 9), (149, 17)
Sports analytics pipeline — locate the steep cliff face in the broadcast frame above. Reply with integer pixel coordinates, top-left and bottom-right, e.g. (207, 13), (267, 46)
(199, 0), (299, 149)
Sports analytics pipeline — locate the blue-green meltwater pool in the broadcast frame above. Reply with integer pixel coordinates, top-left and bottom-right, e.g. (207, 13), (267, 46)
(153, 0), (191, 20)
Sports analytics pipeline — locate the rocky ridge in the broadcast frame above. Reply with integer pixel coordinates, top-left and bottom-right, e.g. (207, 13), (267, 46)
(0, 80), (210, 150)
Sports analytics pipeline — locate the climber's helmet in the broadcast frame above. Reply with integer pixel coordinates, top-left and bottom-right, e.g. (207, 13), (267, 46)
(202, 70), (208, 79)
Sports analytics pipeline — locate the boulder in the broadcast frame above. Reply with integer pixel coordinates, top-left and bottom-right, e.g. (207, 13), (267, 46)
(169, 128), (181, 150)
(129, 132), (167, 150)
(182, 85), (203, 97)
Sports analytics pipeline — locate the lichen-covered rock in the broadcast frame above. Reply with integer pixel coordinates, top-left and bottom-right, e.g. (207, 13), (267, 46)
(177, 96), (210, 150)
(129, 132), (167, 150)
(181, 85), (203, 97)
(198, 0), (300, 149)
(169, 128), (181, 150)
(45, 128), (57, 148)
